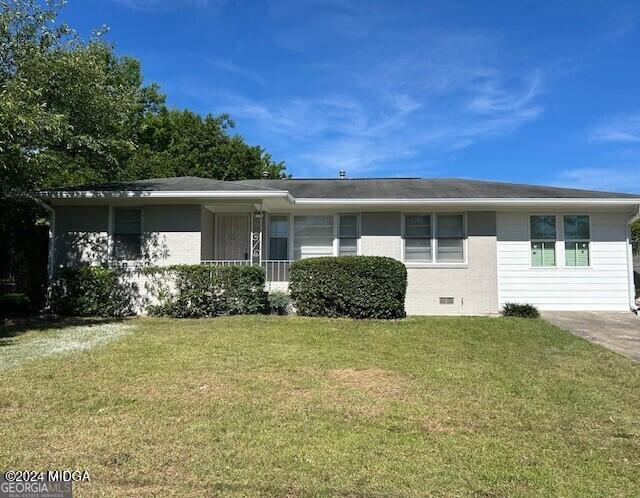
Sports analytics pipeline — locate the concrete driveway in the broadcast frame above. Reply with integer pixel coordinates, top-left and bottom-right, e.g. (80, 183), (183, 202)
(544, 311), (640, 361)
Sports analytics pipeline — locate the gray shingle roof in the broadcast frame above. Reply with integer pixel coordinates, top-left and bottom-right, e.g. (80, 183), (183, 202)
(45, 176), (638, 199)
(236, 178), (639, 199)
(46, 176), (284, 192)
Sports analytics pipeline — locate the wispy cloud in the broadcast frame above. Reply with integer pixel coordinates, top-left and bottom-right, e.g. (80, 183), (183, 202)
(165, 1), (547, 176)
(204, 57), (265, 85)
(198, 52), (544, 175)
(552, 167), (638, 193)
(591, 112), (640, 143)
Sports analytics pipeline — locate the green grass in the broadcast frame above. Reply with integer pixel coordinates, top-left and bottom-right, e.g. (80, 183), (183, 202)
(1, 316), (639, 497)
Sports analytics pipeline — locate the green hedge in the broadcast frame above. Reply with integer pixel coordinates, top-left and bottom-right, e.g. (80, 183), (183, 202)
(50, 267), (136, 317)
(146, 264), (267, 318)
(289, 256), (407, 319)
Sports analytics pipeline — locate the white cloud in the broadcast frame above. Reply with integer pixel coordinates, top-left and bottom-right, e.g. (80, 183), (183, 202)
(175, 5), (545, 176)
(204, 57), (265, 85)
(552, 167), (638, 193)
(591, 113), (640, 143)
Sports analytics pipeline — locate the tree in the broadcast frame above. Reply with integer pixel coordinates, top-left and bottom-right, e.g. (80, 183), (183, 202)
(0, 0), (285, 305)
(126, 110), (284, 181)
(0, 0), (285, 196)
(633, 220), (639, 255)
(0, 0), (167, 194)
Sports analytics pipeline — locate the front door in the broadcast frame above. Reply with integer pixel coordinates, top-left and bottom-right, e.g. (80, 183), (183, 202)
(215, 214), (250, 260)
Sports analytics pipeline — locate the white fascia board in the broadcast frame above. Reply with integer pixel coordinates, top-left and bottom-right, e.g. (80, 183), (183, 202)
(42, 190), (294, 202)
(294, 197), (640, 206)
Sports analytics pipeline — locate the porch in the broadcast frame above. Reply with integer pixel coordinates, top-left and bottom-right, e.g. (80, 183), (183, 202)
(199, 207), (293, 287)
(201, 259), (293, 288)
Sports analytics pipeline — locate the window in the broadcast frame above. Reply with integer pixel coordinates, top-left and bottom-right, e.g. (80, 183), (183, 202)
(113, 208), (142, 260)
(404, 214), (432, 262)
(564, 215), (590, 267)
(268, 215), (289, 260)
(530, 215), (556, 267)
(338, 214), (358, 256)
(293, 215), (334, 259)
(436, 214), (464, 262)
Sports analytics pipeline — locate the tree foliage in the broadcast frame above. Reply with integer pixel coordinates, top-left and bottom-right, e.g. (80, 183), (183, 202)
(127, 110), (284, 181)
(0, 0), (285, 197)
(0, 0), (285, 303)
(633, 220), (639, 255)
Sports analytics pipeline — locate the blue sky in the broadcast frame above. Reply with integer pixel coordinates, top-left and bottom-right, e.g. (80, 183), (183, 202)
(61, 0), (640, 192)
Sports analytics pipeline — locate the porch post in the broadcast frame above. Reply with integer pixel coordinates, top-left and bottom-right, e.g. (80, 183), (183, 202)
(251, 210), (263, 265)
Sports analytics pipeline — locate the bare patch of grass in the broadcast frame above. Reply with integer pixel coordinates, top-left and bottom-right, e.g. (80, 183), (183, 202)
(328, 367), (410, 399)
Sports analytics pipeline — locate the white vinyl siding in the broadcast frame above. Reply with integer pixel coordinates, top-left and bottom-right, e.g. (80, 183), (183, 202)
(293, 215), (334, 259)
(497, 211), (632, 311)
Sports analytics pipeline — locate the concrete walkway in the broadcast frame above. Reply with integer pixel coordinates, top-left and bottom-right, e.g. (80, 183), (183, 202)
(544, 311), (640, 361)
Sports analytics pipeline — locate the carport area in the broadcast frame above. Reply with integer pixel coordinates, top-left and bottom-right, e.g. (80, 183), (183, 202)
(544, 311), (640, 362)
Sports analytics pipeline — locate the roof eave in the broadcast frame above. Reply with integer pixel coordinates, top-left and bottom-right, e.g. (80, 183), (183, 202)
(294, 197), (640, 205)
(39, 190), (295, 202)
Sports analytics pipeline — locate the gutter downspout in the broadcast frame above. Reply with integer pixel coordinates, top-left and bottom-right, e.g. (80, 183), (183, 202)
(627, 206), (640, 314)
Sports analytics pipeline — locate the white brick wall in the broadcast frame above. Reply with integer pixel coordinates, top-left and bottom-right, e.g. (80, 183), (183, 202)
(142, 205), (202, 265)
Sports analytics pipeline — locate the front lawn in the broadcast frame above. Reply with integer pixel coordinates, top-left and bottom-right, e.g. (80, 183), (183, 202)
(1, 316), (639, 497)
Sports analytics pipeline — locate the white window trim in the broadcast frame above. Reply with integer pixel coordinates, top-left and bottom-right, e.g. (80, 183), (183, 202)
(527, 213), (593, 270)
(562, 213), (593, 269)
(401, 212), (468, 267)
(528, 213), (558, 269)
(337, 213), (361, 256)
(273, 212), (362, 260)
(109, 206), (144, 263)
(290, 213), (336, 260)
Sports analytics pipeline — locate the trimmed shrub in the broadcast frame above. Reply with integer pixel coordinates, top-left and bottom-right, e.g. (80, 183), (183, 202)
(50, 267), (135, 317)
(146, 264), (267, 318)
(0, 293), (33, 317)
(289, 256), (407, 319)
(268, 290), (291, 315)
(501, 302), (540, 319)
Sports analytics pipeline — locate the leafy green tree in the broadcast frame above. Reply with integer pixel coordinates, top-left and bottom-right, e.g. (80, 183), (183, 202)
(0, 0), (285, 196)
(126, 110), (284, 181)
(0, 0), (166, 194)
(0, 0), (285, 304)
(632, 220), (639, 255)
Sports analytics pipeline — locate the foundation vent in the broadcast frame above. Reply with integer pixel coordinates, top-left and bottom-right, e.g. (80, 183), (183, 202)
(439, 297), (455, 305)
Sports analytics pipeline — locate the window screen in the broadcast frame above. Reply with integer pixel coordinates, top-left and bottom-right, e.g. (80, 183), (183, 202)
(338, 214), (358, 256)
(564, 215), (590, 267)
(530, 215), (556, 267)
(404, 214), (432, 262)
(293, 215), (334, 259)
(269, 215), (289, 260)
(113, 208), (142, 260)
(436, 214), (464, 262)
